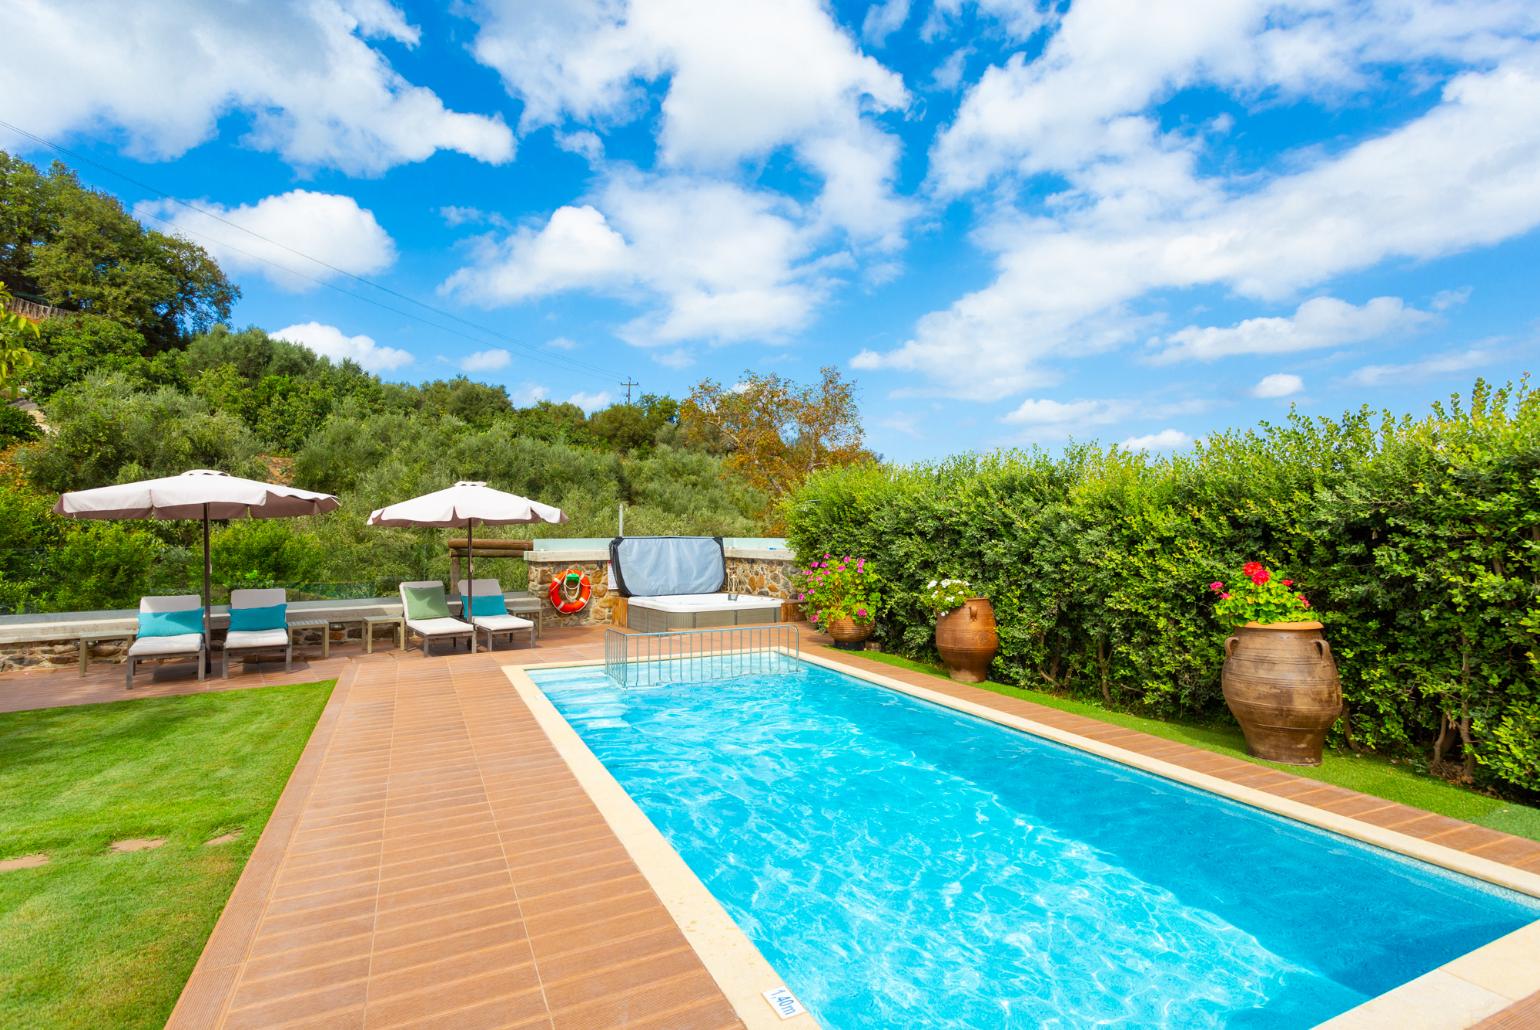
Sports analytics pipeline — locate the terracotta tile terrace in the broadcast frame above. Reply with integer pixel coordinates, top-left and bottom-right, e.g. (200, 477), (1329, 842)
(3, 624), (1538, 1027)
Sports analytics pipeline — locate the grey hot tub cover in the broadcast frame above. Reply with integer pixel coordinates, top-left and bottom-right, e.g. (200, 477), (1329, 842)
(609, 536), (726, 597)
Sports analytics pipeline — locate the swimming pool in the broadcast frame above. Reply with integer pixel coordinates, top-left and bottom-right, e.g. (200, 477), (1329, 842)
(529, 657), (1540, 1028)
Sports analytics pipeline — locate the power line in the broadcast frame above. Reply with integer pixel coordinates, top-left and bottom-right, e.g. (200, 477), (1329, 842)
(0, 117), (624, 381)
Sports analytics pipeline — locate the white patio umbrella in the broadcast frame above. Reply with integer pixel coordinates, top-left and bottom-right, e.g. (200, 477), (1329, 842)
(54, 469), (341, 644)
(367, 481), (567, 652)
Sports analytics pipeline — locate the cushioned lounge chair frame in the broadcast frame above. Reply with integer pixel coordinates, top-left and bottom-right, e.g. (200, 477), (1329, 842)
(126, 594), (206, 688)
(400, 581), (474, 656)
(223, 587), (294, 678)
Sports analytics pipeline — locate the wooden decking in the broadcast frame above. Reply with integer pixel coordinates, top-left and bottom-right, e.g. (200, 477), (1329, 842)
(169, 650), (742, 1030)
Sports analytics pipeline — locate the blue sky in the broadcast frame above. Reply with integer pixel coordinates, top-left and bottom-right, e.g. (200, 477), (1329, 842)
(3, 0), (1538, 462)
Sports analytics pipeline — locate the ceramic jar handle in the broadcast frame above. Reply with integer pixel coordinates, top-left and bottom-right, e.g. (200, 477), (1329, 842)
(1225, 636), (1239, 657)
(1314, 638), (1332, 660)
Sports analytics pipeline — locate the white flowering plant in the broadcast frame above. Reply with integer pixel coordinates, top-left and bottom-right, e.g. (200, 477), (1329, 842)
(921, 578), (973, 616)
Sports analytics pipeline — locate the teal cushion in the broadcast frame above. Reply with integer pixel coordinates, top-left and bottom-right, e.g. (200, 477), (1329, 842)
(461, 593), (507, 617)
(139, 608), (203, 638)
(402, 584), (450, 620)
(229, 603), (286, 632)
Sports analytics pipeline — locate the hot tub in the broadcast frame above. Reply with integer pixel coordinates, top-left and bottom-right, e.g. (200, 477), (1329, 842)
(626, 592), (783, 631)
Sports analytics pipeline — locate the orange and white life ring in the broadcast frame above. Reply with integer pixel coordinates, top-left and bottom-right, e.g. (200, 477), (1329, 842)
(548, 568), (592, 614)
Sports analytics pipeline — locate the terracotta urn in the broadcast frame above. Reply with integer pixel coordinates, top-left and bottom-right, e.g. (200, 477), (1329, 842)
(1221, 621), (1342, 766)
(935, 597), (999, 683)
(826, 617), (874, 650)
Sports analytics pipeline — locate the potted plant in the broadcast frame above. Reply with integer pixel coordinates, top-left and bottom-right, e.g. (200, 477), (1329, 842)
(1211, 562), (1341, 765)
(796, 554), (880, 649)
(923, 579), (998, 683)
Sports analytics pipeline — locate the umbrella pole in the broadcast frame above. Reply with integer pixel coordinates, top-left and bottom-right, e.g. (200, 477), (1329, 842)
(467, 520), (476, 654)
(202, 503), (212, 676)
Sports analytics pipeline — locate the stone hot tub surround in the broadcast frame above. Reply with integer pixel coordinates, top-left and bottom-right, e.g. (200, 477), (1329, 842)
(525, 545), (799, 627)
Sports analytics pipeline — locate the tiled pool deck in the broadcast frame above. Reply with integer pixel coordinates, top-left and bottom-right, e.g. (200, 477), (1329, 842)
(3, 626), (1538, 1027)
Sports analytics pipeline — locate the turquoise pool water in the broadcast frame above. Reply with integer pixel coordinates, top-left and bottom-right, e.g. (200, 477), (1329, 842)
(531, 658), (1540, 1028)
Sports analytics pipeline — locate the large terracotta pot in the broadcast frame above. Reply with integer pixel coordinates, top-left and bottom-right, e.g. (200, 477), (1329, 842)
(826, 617), (874, 650)
(935, 597), (999, 683)
(1222, 621), (1342, 766)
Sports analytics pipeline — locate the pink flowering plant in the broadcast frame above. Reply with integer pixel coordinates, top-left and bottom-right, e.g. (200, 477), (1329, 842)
(1210, 561), (1315, 626)
(795, 553), (881, 627)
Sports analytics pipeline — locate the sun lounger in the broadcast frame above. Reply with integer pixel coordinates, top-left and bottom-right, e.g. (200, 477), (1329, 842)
(456, 578), (536, 650)
(125, 594), (206, 687)
(224, 587), (293, 677)
(399, 581), (474, 656)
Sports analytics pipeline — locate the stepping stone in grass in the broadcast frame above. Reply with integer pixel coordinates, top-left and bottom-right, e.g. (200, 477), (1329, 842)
(203, 831), (241, 847)
(110, 838), (165, 854)
(0, 853), (48, 872)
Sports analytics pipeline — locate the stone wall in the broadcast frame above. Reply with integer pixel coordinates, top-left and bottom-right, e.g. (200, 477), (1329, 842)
(526, 559), (621, 629)
(526, 549), (800, 627)
(0, 623), (366, 674)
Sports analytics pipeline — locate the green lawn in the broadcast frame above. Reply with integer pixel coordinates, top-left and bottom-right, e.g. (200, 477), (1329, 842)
(841, 648), (1540, 843)
(0, 682), (333, 1029)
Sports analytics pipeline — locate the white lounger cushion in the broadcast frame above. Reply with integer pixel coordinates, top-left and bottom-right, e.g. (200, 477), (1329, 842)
(627, 592), (783, 613)
(225, 628), (289, 649)
(471, 613), (533, 631)
(128, 633), (203, 657)
(408, 617), (473, 637)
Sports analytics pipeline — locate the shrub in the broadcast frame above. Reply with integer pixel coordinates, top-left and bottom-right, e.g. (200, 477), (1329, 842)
(785, 380), (1540, 795)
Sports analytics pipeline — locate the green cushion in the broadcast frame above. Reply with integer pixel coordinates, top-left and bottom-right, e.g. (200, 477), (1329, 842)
(402, 584), (450, 620)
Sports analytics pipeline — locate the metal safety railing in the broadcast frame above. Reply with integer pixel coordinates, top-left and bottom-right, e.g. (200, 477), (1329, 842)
(604, 623), (801, 688)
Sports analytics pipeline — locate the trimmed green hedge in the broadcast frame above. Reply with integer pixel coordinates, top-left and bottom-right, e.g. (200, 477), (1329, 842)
(784, 381), (1540, 795)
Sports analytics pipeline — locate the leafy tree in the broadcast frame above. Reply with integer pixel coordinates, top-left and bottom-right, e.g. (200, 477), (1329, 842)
(0, 152), (236, 347)
(681, 366), (872, 522)
(0, 279), (40, 399)
(25, 313), (176, 399)
(588, 394), (680, 453)
(21, 374), (261, 492)
(416, 377), (513, 428)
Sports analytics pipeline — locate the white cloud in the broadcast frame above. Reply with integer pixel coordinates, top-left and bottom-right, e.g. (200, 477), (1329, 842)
(272, 322), (413, 373)
(441, 204), (631, 304)
(460, 348), (511, 373)
(0, 0), (513, 174)
(1154, 297), (1430, 364)
(439, 205), (509, 230)
(138, 190), (396, 292)
(999, 394), (1205, 442)
(863, 49), (1540, 398)
(862, 0), (910, 46)
(443, 170), (823, 347)
(1121, 428), (1191, 451)
(1003, 397), (1124, 426)
(510, 382), (550, 405)
(464, 0), (911, 244)
(1431, 286), (1472, 311)
(555, 129), (605, 163)
(929, 0), (1540, 194)
(568, 390), (612, 412)
(1350, 347), (1497, 386)
(926, 0), (1054, 43)
(930, 48), (972, 92)
(546, 336), (579, 351)
(1251, 373), (1304, 398)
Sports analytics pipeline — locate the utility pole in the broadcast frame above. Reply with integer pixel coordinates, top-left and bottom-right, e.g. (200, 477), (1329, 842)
(620, 377), (639, 405)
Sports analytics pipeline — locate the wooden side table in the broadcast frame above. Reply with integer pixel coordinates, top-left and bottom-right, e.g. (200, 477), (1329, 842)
(288, 618), (331, 659)
(78, 632), (136, 676)
(506, 596), (542, 642)
(365, 614), (406, 654)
